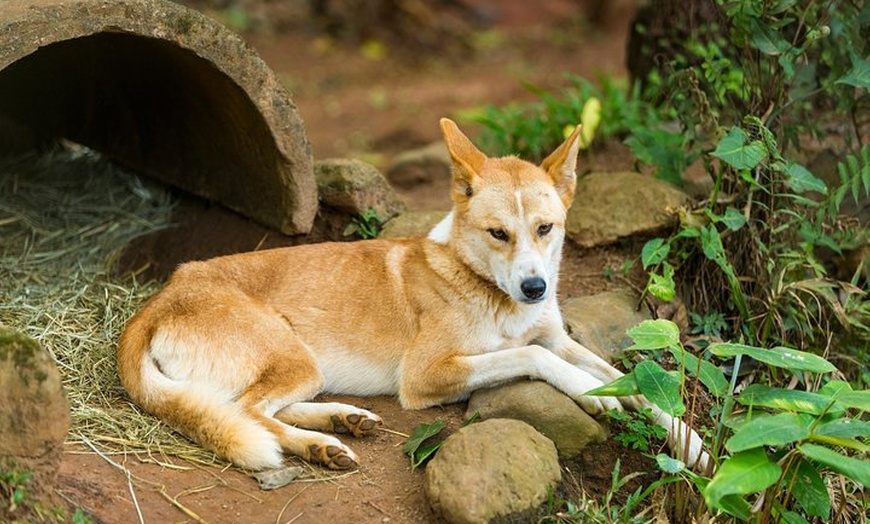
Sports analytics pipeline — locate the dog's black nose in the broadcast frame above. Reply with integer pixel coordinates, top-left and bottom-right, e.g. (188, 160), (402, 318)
(520, 277), (547, 300)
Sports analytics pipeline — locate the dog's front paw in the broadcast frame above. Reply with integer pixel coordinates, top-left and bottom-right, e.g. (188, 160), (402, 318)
(330, 409), (383, 437)
(575, 394), (622, 415)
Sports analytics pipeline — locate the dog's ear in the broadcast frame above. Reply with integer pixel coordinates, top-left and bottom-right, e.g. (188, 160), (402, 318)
(440, 118), (487, 202)
(541, 124), (582, 208)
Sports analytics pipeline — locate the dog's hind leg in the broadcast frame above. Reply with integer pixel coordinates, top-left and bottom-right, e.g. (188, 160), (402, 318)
(274, 402), (383, 437)
(235, 348), (362, 469)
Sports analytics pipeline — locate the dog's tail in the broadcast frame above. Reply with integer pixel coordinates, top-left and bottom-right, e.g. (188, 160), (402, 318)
(117, 321), (284, 471)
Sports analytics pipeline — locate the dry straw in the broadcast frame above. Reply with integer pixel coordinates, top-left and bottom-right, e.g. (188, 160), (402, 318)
(0, 145), (225, 467)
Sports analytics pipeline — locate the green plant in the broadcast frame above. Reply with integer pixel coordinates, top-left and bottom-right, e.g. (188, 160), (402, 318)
(469, 75), (660, 162)
(1, 468), (32, 514)
(403, 413), (481, 471)
(343, 208), (383, 239)
(641, 120), (869, 352)
(632, 0), (869, 349)
(0, 464), (94, 523)
(543, 457), (684, 524)
(403, 419), (447, 471)
(689, 310), (730, 339)
(604, 408), (668, 453)
(588, 319), (869, 522)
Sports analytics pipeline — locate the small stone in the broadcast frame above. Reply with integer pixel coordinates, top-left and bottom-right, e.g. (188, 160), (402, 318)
(424, 418), (560, 524)
(252, 465), (305, 490)
(315, 158), (406, 221)
(467, 381), (606, 459)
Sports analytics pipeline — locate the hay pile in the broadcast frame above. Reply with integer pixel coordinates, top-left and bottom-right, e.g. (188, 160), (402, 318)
(0, 146), (222, 466)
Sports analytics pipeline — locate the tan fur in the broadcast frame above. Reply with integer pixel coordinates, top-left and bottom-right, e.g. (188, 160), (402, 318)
(118, 119), (709, 471)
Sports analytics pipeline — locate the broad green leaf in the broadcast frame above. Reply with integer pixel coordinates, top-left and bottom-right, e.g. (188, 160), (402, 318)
(748, 18), (792, 55)
(656, 453), (686, 474)
(410, 440), (444, 471)
(641, 238), (669, 269)
(789, 459), (831, 519)
(813, 418), (870, 440)
(769, 0), (797, 14)
(669, 346), (729, 397)
(725, 412), (813, 452)
(699, 226), (731, 274)
(704, 448), (782, 511)
(585, 373), (639, 397)
(626, 319), (681, 350)
(809, 437), (870, 452)
(835, 54), (870, 89)
(718, 206), (747, 231)
(635, 360), (685, 416)
(737, 384), (844, 416)
(647, 264), (676, 301)
(676, 225), (701, 238)
(799, 443), (870, 486)
(692, 477), (751, 520)
(785, 162), (827, 194)
(780, 511), (811, 524)
(708, 343), (836, 373)
(723, 411), (774, 432)
(837, 390), (870, 411)
(403, 420), (446, 470)
(711, 127), (767, 170)
(818, 380), (852, 398)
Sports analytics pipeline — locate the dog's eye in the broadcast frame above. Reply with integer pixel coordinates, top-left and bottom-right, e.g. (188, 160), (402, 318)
(488, 228), (509, 242)
(537, 223), (553, 237)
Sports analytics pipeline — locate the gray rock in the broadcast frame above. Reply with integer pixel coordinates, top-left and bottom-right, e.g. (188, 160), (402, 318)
(315, 158), (406, 221)
(386, 141), (452, 189)
(466, 381), (606, 459)
(567, 171), (691, 247)
(0, 327), (70, 513)
(561, 290), (651, 362)
(380, 210), (447, 238)
(425, 418), (561, 524)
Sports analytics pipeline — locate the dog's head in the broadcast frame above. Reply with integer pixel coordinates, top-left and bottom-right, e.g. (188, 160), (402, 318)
(429, 118), (581, 305)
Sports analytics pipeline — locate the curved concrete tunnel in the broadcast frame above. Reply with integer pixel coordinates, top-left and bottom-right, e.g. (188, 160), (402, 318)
(0, 0), (317, 234)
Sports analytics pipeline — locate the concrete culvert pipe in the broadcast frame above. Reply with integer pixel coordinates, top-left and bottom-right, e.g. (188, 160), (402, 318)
(0, 0), (317, 234)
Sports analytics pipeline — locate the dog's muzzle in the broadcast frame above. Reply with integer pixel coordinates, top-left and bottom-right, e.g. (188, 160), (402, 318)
(520, 277), (547, 302)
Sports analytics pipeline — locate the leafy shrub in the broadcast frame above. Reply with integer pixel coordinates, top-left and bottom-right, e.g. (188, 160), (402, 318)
(634, 0), (870, 356)
(589, 319), (869, 522)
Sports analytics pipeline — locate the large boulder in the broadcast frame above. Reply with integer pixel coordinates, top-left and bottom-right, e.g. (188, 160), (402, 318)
(466, 381), (606, 459)
(425, 418), (560, 524)
(567, 171), (691, 247)
(0, 327), (70, 521)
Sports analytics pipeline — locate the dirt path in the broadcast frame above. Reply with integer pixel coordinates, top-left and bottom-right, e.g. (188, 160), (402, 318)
(52, 2), (648, 523)
(58, 396), (466, 524)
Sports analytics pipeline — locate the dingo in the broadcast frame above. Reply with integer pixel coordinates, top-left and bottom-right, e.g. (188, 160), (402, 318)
(118, 119), (707, 471)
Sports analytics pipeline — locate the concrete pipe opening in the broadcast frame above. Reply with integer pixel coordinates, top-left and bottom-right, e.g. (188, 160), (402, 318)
(0, 0), (317, 234)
